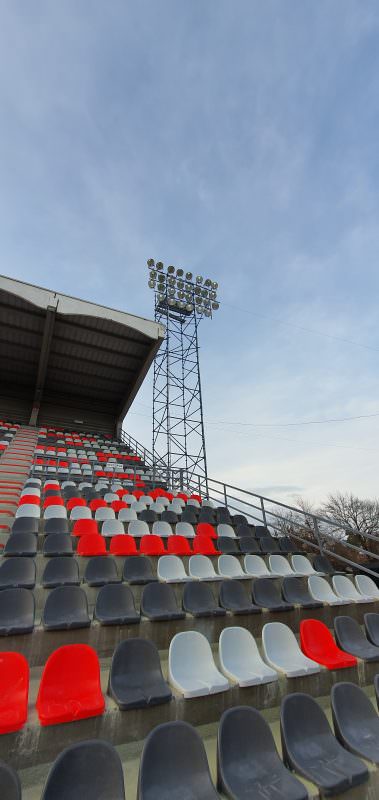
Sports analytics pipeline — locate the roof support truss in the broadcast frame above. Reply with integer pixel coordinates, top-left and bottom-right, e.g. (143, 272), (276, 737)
(29, 303), (57, 425)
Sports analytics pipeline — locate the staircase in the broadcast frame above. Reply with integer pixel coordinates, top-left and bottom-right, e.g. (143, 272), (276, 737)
(0, 426), (39, 542)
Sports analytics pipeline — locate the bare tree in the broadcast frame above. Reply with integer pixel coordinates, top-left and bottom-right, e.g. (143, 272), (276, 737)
(319, 492), (379, 556)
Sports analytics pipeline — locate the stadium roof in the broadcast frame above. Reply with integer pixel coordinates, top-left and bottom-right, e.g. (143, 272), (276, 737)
(0, 275), (165, 436)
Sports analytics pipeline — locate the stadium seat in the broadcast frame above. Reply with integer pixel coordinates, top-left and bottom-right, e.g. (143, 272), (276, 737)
(95, 507), (115, 521)
(279, 537), (301, 555)
(108, 638), (172, 710)
(12, 517), (39, 535)
(89, 499), (107, 511)
(218, 706), (308, 800)
(83, 556), (119, 586)
(169, 631), (229, 697)
(42, 557), (80, 588)
(0, 557), (36, 589)
(332, 575), (374, 603)
(183, 581), (225, 617)
(69, 506), (92, 521)
(188, 554), (222, 581)
(44, 517), (70, 535)
(334, 615), (379, 662)
(217, 523), (236, 539)
(95, 583), (140, 625)
(66, 497), (86, 511)
(331, 682), (379, 764)
(0, 588), (35, 635)
(216, 537), (239, 554)
(308, 575), (349, 605)
(219, 580), (260, 614)
(180, 508), (198, 524)
(123, 556), (156, 584)
(72, 519), (99, 537)
(42, 586), (91, 630)
(0, 760), (21, 800)
(216, 507), (232, 524)
(280, 693), (368, 794)
(37, 644), (105, 725)
(236, 523), (255, 538)
(44, 506), (67, 519)
(313, 554), (335, 574)
(139, 510), (158, 524)
(198, 509), (215, 524)
(219, 627), (278, 686)
(128, 520), (150, 538)
(253, 578), (293, 611)
(109, 535), (138, 555)
(238, 537), (261, 554)
(262, 623), (320, 677)
(4, 533), (37, 557)
(268, 555), (294, 576)
(167, 535), (192, 555)
(255, 526), (270, 537)
(41, 739), (125, 800)
(282, 576), (323, 608)
(233, 514), (249, 526)
(138, 720), (219, 799)
(218, 554), (251, 579)
(364, 612), (379, 646)
(291, 554), (322, 575)
(196, 522), (217, 539)
(77, 534), (107, 556)
(157, 555), (188, 582)
(119, 508), (137, 522)
(0, 652), (29, 734)
(42, 533), (73, 557)
(355, 574), (379, 600)
(300, 619), (357, 668)
(152, 521), (172, 538)
(141, 582), (185, 621)
(260, 536), (281, 554)
(140, 535), (166, 556)
(192, 537), (219, 555)
(175, 521), (195, 538)
(161, 510), (178, 524)
(15, 504), (40, 519)
(18, 494), (40, 505)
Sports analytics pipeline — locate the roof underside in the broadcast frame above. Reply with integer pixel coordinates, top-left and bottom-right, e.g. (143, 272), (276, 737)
(0, 276), (164, 436)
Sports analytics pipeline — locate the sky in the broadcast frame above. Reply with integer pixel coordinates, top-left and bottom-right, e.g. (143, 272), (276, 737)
(1, 1), (379, 506)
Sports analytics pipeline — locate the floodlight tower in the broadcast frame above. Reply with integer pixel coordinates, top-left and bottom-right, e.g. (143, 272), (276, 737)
(147, 259), (220, 493)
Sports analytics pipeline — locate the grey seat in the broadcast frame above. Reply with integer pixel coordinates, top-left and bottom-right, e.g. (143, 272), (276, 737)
(0, 588), (35, 635)
(41, 739), (125, 800)
(108, 638), (172, 710)
(181, 508), (198, 523)
(364, 612), (379, 646)
(0, 557), (36, 589)
(84, 556), (120, 587)
(0, 761), (21, 800)
(216, 507), (232, 524)
(43, 533), (73, 557)
(11, 517), (39, 535)
(94, 583), (140, 625)
(138, 721), (219, 799)
(42, 586), (91, 630)
(44, 518), (70, 535)
(331, 682), (379, 764)
(161, 510), (178, 524)
(313, 554), (335, 574)
(4, 533), (37, 557)
(219, 580), (260, 615)
(334, 615), (379, 662)
(236, 523), (255, 538)
(238, 537), (260, 554)
(141, 582), (185, 621)
(232, 514), (249, 526)
(42, 557), (80, 588)
(183, 581), (226, 618)
(279, 537), (301, 555)
(218, 706), (307, 800)
(253, 577), (293, 611)
(216, 537), (239, 555)
(139, 509), (158, 523)
(282, 576), (323, 609)
(259, 537), (281, 554)
(281, 692), (368, 794)
(123, 556), (157, 584)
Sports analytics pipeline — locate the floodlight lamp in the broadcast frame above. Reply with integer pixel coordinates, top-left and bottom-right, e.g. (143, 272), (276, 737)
(194, 285), (201, 296)
(212, 301), (219, 310)
(195, 295), (202, 305)
(177, 279), (184, 289)
(185, 292), (192, 302)
(157, 272), (166, 283)
(210, 290), (216, 300)
(156, 261), (164, 271)
(177, 290), (185, 300)
(168, 277), (176, 287)
(196, 276), (203, 284)
(204, 309), (212, 318)
(186, 303), (194, 312)
(167, 265), (175, 274)
(178, 300), (186, 309)
(212, 281), (218, 290)
(168, 297), (175, 306)
(148, 279), (156, 289)
(176, 268), (184, 277)
(186, 272), (193, 281)
(168, 288), (175, 297)
(204, 299), (211, 308)
(204, 278), (212, 287)
(158, 293), (165, 303)
(147, 258), (155, 268)
(149, 270), (157, 280)
(201, 288), (208, 298)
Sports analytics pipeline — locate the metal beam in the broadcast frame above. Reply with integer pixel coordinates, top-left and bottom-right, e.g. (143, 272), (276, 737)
(29, 303), (57, 425)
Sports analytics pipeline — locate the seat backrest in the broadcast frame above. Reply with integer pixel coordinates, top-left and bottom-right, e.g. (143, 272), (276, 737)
(41, 739), (125, 800)
(109, 535), (138, 555)
(262, 622), (301, 663)
(196, 522), (216, 539)
(0, 651), (29, 734)
(167, 536), (192, 555)
(332, 575), (358, 598)
(141, 582), (180, 615)
(0, 557), (36, 587)
(183, 581), (219, 613)
(0, 587), (35, 629)
(118, 508), (137, 522)
(37, 644), (103, 717)
(4, 533), (37, 556)
(157, 556), (187, 581)
(334, 615), (369, 650)
(188, 554), (216, 579)
(218, 705), (283, 795)
(300, 619), (341, 659)
(269, 555), (292, 574)
(152, 521), (172, 537)
(42, 557), (79, 585)
(331, 681), (378, 745)
(140, 535), (165, 555)
(218, 555), (244, 577)
(44, 506), (67, 519)
(175, 522), (195, 538)
(281, 692), (344, 763)
(95, 508), (115, 521)
(217, 537), (239, 554)
(110, 638), (165, 687)
(123, 556), (155, 582)
(101, 519), (125, 537)
(0, 760), (21, 800)
(219, 626), (261, 669)
(244, 555), (269, 575)
(95, 582), (137, 619)
(217, 524), (235, 538)
(308, 575), (336, 601)
(128, 520), (150, 537)
(43, 585), (89, 622)
(84, 556), (118, 583)
(355, 574), (379, 597)
(70, 506), (92, 521)
(292, 555), (313, 573)
(76, 534), (107, 556)
(169, 630), (216, 676)
(219, 579), (251, 609)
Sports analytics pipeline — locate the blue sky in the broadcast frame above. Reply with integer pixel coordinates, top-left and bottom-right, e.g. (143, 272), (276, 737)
(1, 1), (379, 504)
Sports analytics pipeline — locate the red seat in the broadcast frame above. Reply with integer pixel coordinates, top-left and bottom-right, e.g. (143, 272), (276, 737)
(111, 500), (128, 513)
(72, 519), (99, 537)
(140, 535), (166, 556)
(44, 482), (60, 491)
(167, 536), (192, 555)
(190, 494), (202, 503)
(0, 652), (29, 734)
(109, 535), (138, 556)
(133, 491), (144, 500)
(36, 644), (104, 726)
(89, 499), (108, 511)
(192, 537), (220, 555)
(43, 496), (64, 509)
(300, 619), (357, 669)
(19, 495), (40, 505)
(77, 534), (106, 556)
(66, 498), (87, 511)
(196, 522), (217, 539)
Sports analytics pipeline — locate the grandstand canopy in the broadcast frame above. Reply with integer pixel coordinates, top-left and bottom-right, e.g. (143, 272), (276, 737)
(0, 275), (165, 436)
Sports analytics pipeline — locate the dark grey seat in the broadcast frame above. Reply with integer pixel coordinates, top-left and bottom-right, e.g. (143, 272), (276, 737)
(279, 537), (301, 555)
(183, 581), (226, 618)
(161, 510), (178, 524)
(313, 554), (335, 574)
(281, 692), (368, 795)
(238, 537), (260, 554)
(181, 508), (198, 523)
(255, 526), (270, 538)
(253, 578), (293, 612)
(232, 514), (249, 526)
(11, 517), (39, 535)
(219, 580), (260, 615)
(139, 509), (158, 523)
(216, 537), (239, 555)
(0, 557), (36, 589)
(42, 586), (90, 630)
(141, 582), (185, 621)
(108, 638), (172, 710)
(216, 507), (232, 524)
(0, 761), (21, 800)
(282, 576), (322, 609)
(43, 533), (73, 557)
(43, 489), (62, 498)
(95, 583), (140, 625)
(83, 556), (119, 587)
(364, 612), (379, 646)
(259, 537), (281, 554)
(42, 557), (80, 588)
(44, 518), (69, 535)
(41, 739), (125, 800)
(236, 523), (255, 538)
(218, 706), (307, 800)
(123, 556), (157, 584)
(198, 509), (216, 523)
(334, 616), (379, 662)
(0, 588), (35, 635)
(138, 721), (219, 799)
(4, 533), (37, 557)
(331, 682), (379, 764)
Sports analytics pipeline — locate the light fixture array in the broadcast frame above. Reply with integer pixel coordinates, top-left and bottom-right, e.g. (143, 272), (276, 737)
(146, 259), (220, 317)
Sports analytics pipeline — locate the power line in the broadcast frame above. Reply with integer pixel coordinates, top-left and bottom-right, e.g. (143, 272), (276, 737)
(130, 408), (379, 428)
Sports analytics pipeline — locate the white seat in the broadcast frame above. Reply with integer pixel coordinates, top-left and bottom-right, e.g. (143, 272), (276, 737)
(152, 521), (172, 538)
(103, 492), (119, 503)
(94, 507), (115, 521)
(101, 519), (125, 538)
(128, 520), (149, 538)
(43, 480), (60, 488)
(157, 555), (188, 582)
(291, 555), (322, 576)
(244, 555), (276, 578)
(175, 522), (195, 539)
(169, 501), (184, 514)
(43, 505), (67, 519)
(219, 627), (278, 687)
(20, 488), (40, 497)
(15, 504), (40, 519)
(78, 482), (92, 490)
(202, 499), (216, 508)
(217, 524), (236, 539)
(156, 496), (170, 507)
(122, 494), (136, 504)
(355, 574), (379, 600)
(150, 502), (165, 514)
(262, 622), (320, 678)
(269, 555), (294, 577)
(217, 555), (250, 579)
(140, 495), (153, 506)
(118, 508), (137, 522)
(172, 497), (186, 508)
(69, 506), (92, 520)
(188, 555), (222, 581)
(131, 502), (147, 512)
(187, 499), (200, 508)
(25, 478), (42, 486)
(332, 574), (374, 603)
(169, 631), (229, 698)
(308, 575), (350, 606)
